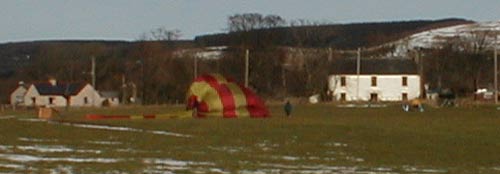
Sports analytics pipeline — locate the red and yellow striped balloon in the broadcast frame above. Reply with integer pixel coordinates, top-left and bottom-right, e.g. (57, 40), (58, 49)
(186, 74), (269, 118)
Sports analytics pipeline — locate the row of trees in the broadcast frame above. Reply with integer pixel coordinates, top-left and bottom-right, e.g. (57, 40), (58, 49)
(422, 30), (499, 96)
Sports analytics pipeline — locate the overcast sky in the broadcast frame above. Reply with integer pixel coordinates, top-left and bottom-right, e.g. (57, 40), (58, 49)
(1, 0), (499, 43)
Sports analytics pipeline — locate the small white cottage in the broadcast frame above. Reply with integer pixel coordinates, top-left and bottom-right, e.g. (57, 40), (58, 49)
(10, 82), (27, 106)
(24, 79), (102, 107)
(328, 58), (421, 102)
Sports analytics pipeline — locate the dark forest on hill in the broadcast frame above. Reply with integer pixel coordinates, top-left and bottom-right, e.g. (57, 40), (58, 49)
(195, 18), (471, 49)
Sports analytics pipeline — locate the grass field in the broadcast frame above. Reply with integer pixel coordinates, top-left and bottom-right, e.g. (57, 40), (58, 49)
(1, 104), (500, 173)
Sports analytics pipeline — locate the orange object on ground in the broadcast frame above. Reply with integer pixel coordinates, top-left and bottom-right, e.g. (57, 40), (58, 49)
(38, 107), (58, 119)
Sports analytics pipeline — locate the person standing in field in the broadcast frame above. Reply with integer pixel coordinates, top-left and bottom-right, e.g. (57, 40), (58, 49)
(284, 100), (292, 117)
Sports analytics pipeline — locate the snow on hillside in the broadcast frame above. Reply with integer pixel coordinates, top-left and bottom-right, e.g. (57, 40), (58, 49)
(193, 46), (226, 59)
(174, 46), (226, 60)
(391, 20), (500, 56)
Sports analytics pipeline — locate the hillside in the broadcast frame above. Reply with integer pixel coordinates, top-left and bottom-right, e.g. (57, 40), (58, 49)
(388, 20), (500, 56)
(0, 40), (194, 76)
(0, 18), (478, 103)
(195, 18), (472, 49)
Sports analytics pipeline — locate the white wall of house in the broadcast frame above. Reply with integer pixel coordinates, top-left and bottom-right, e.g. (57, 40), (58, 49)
(70, 84), (102, 107)
(23, 84), (103, 107)
(24, 86), (67, 107)
(10, 86), (27, 106)
(328, 74), (420, 102)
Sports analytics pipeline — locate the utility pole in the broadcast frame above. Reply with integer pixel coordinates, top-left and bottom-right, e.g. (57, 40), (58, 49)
(417, 49), (425, 99)
(328, 47), (333, 62)
(356, 48), (361, 101)
(91, 56), (96, 88)
(121, 74), (127, 104)
(193, 56), (198, 80)
(495, 44), (498, 104)
(91, 56), (97, 107)
(141, 59), (146, 105)
(245, 49), (249, 87)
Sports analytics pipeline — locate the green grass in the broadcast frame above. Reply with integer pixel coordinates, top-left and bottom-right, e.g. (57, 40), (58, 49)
(1, 104), (500, 173)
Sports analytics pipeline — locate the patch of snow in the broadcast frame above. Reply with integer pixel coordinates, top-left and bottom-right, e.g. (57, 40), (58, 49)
(194, 50), (223, 59)
(49, 122), (192, 138)
(147, 159), (188, 166)
(346, 156), (365, 162)
(256, 163), (358, 173)
(18, 137), (58, 143)
(115, 148), (153, 154)
(75, 149), (102, 154)
(0, 153), (120, 163)
(402, 165), (448, 173)
(325, 142), (348, 147)
(144, 158), (215, 166)
(209, 168), (230, 174)
(306, 156), (321, 160)
(336, 104), (388, 108)
(143, 158), (216, 173)
(87, 141), (123, 145)
(323, 157), (336, 161)
(255, 140), (280, 151)
(208, 146), (244, 153)
(16, 145), (74, 153)
(0, 163), (24, 170)
(0, 145), (13, 152)
(17, 118), (45, 122)
(373, 167), (393, 172)
(151, 164), (188, 171)
(420, 169), (448, 173)
(390, 21), (500, 56)
(49, 165), (74, 174)
(0, 115), (15, 120)
(148, 130), (192, 138)
(281, 156), (300, 161)
(238, 170), (267, 174)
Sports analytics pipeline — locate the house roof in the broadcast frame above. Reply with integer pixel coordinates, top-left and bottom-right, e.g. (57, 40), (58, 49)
(99, 91), (119, 98)
(330, 58), (418, 75)
(33, 82), (87, 96)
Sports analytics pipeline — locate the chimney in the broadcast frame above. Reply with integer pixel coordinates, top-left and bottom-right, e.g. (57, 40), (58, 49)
(48, 78), (57, 86)
(18, 81), (25, 86)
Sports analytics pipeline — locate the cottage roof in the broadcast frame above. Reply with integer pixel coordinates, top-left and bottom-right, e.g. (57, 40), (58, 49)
(33, 82), (87, 96)
(330, 58), (418, 75)
(99, 91), (119, 98)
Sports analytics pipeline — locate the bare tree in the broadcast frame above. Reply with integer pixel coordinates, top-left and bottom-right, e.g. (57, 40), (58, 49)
(139, 27), (182, 41)
(424, 30), (495, 95)
(227, 13), (286, 32)
(263, 15), (286, 28)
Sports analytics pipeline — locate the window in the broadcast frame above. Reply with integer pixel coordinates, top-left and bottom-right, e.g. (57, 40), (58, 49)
(84, 97), (89, 104)
(370, 93), (378, 102)
(49, 97), (54, 104)
(402, 76), (408, 86)
(15, 96), (23, 103)
(371, 76), (377, 87)
(340, 93), (346, 101)
(31, 97), (36, 105)
(402, 93), (408, 101)
(340, 76), (346, 86)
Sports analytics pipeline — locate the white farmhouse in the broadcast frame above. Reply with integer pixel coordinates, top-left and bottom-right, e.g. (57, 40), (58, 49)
(328, 59), (421, 102)
(24, 79), (102, 107)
